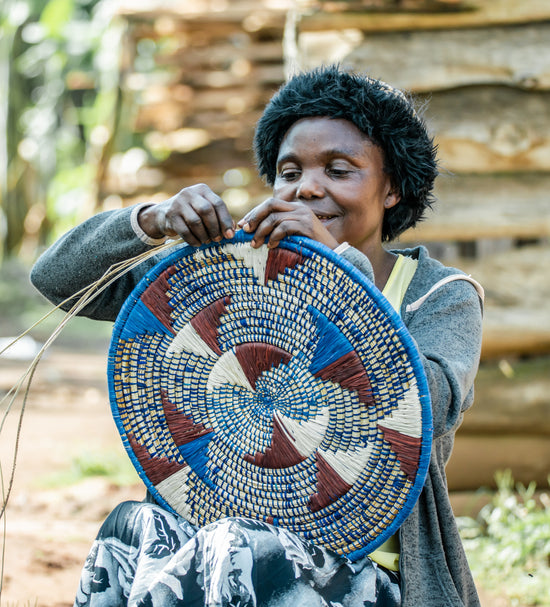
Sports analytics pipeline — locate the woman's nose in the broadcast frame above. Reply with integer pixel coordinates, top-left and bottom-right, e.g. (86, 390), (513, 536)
(296, 172), (324, 200)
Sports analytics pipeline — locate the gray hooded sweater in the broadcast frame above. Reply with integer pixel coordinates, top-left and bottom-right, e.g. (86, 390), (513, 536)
(30, 206), (484, 606)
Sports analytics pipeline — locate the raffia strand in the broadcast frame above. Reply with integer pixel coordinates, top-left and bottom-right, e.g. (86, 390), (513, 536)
(0, 238), (184, 522)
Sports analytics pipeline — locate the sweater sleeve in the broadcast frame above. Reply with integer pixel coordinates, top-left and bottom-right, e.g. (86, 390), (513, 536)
(30, 206), (172, 322)
(403, 278), (483, 439)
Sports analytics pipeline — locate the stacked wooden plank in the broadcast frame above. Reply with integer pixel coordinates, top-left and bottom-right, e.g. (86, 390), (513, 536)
(293, 0), (550, 489)
(103, 0), (286, 212)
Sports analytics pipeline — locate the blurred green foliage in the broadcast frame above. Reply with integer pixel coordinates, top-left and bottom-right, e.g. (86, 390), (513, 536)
(39, 448), (139, 488)
(458, 470), (550, 605)
(0, 0), (122, 262)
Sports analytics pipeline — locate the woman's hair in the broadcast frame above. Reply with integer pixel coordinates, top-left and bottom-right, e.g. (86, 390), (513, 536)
(253, 66), (438, 242)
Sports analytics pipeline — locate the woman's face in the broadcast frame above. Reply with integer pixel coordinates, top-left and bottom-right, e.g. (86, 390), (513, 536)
(273, 117), (400, 255)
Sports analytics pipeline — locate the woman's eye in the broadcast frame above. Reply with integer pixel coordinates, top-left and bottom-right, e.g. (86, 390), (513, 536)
(329, 168), (350, 177)
(279, 169), (300, 181)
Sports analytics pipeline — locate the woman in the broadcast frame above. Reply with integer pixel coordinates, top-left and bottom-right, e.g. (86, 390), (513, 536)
(31, 66), (484, 606)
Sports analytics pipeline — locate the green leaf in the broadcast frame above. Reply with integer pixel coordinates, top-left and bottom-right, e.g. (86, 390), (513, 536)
(39, 0), (74, 38)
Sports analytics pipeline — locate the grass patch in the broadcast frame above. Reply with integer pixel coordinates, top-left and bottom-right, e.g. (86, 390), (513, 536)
(39, 450), (140, 488)
(458, 470), (550, 606)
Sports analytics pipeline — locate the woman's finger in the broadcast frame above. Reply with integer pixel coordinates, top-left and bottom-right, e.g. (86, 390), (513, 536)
(238, 199), (295, 233)
(197, 189), (235, 240)
(250, 210), (308, 248)
(165, 204), (209, 245)
(203, 189), (236, 239)
(157, 184), (235, 245)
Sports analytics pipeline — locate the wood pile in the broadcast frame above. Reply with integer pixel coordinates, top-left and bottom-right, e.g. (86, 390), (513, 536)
(104, 0), (549, 490)
(102, 0), (287, 215)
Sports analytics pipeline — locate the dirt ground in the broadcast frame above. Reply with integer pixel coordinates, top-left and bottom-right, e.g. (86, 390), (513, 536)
(0, 345), (516, 606)
(0, 345), (143, 605)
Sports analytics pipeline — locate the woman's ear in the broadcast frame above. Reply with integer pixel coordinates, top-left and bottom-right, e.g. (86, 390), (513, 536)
(384, 187), (401, 210)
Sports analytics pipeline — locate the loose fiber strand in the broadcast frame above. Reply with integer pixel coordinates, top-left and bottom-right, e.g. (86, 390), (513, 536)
(0, 461), (7, 597)
(0, 238), (183, 522)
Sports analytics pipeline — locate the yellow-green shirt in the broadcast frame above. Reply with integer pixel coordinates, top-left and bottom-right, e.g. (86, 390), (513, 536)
(382, 254), (419, 317)
(368, 253), (418, 571)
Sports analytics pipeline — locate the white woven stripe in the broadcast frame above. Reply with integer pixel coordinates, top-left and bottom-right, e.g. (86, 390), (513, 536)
(275, 409), (329, 458)
(156, 467), (194, 522)
(167, 322), (218, 359)
(207, 349), (254, 393)
(196, 242), (269, 284)
(318, 445), (374, 486)
(378, 383), (422, 438)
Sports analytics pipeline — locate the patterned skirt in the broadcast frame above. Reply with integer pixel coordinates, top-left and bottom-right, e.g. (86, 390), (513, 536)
(74, 500), (401, 607)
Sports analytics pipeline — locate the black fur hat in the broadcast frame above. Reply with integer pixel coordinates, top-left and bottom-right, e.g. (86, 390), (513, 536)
(253, 66), (438, 242)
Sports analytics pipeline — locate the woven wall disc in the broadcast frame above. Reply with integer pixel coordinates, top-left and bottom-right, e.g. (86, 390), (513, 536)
(108, 233), (432, 561)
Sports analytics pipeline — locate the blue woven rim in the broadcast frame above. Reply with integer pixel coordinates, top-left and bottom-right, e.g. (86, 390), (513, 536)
(108, 231), (432, 561)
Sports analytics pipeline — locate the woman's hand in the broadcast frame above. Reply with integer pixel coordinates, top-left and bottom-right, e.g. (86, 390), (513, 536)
(237, 198), (340, 250)
(138, 184), (235, 246)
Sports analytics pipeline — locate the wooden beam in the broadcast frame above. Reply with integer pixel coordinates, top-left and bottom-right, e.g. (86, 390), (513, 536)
(297, 24), (550, 92)
(398, 174), (550, 243)
(458, 245), (550, 360)
(447, 434), (550, 490)
(467, 357), (550, 434)
(425, 87), (550, 174)
(182, 65), (285, 89)
(481, 329), (550, 361)
(316, 1), (469, 11)
(160, 41), (284, 68)
(299, 0), (550, 32)
(117, 0), (289, 27)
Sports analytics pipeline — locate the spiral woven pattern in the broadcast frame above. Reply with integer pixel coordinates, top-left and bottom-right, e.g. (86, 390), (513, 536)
(108, 233), (432, 560)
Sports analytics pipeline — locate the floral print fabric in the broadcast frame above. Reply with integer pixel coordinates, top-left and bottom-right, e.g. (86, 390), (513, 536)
(74, 501), (400, 607)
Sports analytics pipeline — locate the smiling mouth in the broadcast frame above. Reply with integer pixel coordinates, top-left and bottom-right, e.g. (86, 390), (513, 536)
(315, 214), (338, 222)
